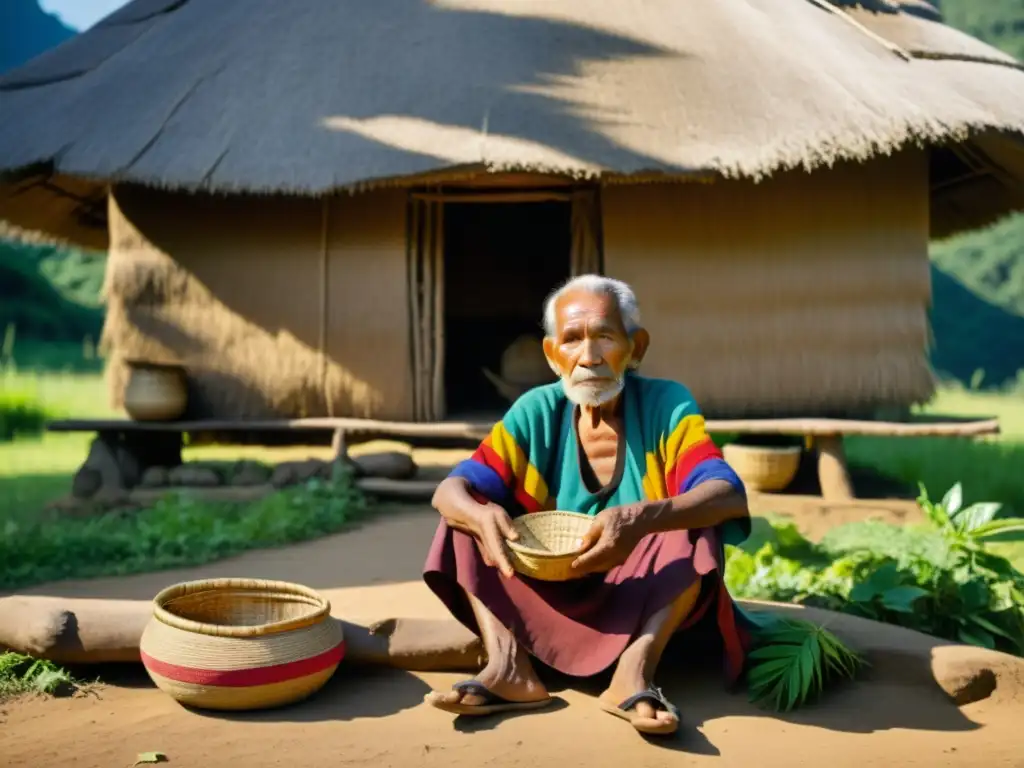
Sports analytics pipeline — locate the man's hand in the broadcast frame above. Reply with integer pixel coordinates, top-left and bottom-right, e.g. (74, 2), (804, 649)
(469, 502), (519, 579)
(570, 503), (652, 575)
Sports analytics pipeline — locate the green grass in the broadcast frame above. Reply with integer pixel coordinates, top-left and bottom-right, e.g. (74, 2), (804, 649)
(0, 388), (50, 442)
(0, 652), (87, 702)
(0, 370), (373, 590)
(0, 471), (369, 591)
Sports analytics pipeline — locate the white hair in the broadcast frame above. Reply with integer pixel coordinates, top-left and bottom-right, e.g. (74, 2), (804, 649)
(542, 274), (642, 337)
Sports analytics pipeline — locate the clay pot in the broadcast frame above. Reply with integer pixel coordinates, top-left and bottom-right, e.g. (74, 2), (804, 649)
(124, 361), (188, 421)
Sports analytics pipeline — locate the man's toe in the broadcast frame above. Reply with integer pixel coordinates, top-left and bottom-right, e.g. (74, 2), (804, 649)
(633, 701), (657, 720)
(426, 690), (461, 707)
(655, 708), (678, 725)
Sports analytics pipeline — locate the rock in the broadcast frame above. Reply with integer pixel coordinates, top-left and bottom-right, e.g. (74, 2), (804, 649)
(352, 451), (418, 480)
(139, 467), (170, 488)
(71, 467), (103, 499)
(168, 465), (222, 487)
(231, 461), (271, 487)
(77, 436), (125, 494)
(271, 459), (328, 488)
(114, 444), (143, 489)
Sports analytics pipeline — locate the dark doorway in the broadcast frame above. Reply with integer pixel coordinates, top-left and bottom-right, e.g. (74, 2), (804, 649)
(443, 201), (571, 417)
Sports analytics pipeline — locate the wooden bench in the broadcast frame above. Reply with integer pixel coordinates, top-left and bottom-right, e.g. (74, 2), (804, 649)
(47, 414), (1000, 502)
(705, 415), (1001, 499)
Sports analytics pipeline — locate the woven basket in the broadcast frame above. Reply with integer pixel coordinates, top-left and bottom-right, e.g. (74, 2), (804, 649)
(507, 511), (596, 581)
(723, 444), (802, 492)
(139, 578), (345, 711)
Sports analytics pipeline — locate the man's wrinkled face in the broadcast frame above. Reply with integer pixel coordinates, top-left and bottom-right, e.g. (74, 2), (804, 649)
(542, 289), (646, 408)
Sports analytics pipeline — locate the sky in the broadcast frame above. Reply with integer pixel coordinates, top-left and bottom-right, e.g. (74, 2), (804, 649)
(40, 0), (131, 31)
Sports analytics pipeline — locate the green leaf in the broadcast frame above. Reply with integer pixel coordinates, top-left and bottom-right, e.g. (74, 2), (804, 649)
(747, 657), (796, 686)
(954, 502), (1002, 533)
(850, 562), (902, 604)
(970, 519), (1024, 543)
(880, 586), (930, 613)
(959, 581), (990, 611)
(133, 752), (167, 766)
(957, 625), (996, 650)
(990, 582), (1018, 612)
(798, 636), (815, 697)
(748, 644), (801, 661)
(966, 613), (1016, 642)
(941, 483), (963, 516)
(976, 552), (1021, 580)
(784, 661), (804, 712)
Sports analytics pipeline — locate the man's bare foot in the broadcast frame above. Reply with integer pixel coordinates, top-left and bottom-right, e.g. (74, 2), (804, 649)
(424, 644), (550, 715)
(599, 643), (680, 735)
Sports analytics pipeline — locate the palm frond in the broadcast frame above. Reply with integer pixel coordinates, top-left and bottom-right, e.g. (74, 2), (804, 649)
(747, 618), (864, 712)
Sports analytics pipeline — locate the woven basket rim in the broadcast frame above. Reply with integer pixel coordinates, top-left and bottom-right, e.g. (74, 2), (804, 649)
(507, 510), (593, 559)
(724, 444), (803, 455)
(151, 578), (332, 638)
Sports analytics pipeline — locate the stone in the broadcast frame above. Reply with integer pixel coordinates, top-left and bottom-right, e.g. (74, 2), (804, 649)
(114, 444), (143, 489)
(139, 467), (170, 488)
(168, 465), (222, 488)
(231, 461), (271, 487)
(352, 451), (418, 480)
(271, 459), (328, 488)
(71, 467), (103, 500)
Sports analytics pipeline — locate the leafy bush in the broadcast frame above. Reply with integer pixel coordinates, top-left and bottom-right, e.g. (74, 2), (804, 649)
(0, 468), (368, 591)
(0, 387), (50, 441)
(727, 483), (1024, 656)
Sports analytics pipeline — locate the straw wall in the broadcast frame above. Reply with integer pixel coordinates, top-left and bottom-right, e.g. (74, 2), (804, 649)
(603, 150), (935, 418)
(103, 185), (411, 420)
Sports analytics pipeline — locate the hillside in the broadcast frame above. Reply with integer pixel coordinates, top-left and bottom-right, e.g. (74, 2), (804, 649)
(939, 0), (1024, 60)
(927, 0), (1024, 388)
(0, 0), (76, 73)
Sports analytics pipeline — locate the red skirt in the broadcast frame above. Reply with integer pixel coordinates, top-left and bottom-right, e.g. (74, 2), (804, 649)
(423, 519), (748, 682)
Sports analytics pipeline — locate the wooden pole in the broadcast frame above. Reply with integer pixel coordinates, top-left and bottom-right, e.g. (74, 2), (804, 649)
(815, 434), (854, 500)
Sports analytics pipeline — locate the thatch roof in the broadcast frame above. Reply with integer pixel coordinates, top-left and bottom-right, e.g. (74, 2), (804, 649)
(1, 0), (1022, 247)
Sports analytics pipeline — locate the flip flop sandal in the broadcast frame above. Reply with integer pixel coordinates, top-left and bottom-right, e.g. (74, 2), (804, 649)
(425, 680), (554, 716)
(599, 686), (681, 735)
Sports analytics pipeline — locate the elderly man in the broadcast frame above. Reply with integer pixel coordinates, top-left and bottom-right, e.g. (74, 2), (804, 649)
(422, 275), (751, 736)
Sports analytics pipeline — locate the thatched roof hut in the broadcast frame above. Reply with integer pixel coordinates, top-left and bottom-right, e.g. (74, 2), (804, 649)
(1, 0), (1023, 421)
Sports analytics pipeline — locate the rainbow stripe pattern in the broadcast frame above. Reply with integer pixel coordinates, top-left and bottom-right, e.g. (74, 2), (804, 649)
(450, 374), (745, 517)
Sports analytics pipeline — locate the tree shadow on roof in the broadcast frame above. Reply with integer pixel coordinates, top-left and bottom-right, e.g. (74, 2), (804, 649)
(0, 0), (697, 191)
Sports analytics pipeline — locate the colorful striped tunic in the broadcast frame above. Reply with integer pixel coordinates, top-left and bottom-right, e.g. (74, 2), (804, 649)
(423, 373), (752, 682)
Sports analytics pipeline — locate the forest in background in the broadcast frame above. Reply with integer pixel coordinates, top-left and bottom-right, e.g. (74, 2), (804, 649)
(1, 0), (1023, 389)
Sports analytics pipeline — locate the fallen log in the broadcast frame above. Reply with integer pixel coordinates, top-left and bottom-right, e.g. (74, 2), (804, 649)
(0, 595), (482, 672)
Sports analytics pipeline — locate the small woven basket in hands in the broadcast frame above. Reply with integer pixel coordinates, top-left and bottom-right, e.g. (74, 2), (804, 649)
(507, 511), (596, 581)
(139, 578), (345, 711)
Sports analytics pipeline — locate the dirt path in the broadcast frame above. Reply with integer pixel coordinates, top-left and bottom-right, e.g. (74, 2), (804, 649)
(4, 504), (1024, 767)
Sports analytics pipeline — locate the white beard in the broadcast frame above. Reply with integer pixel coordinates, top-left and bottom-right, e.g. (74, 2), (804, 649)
(560, 374), (625, 408)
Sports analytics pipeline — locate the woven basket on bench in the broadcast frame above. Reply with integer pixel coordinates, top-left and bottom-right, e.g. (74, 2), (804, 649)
(723, 444), (802, 492)
(507, 510), (597, 581)
(140, 578), (345, 711)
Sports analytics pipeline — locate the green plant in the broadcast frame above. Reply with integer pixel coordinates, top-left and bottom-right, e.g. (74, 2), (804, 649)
(745, 616), (863, 713)
(0, 465), (369, 591)
(0, 652), (85, 700)
(0, 386), (50, 441)
(908, 482), (1024, 650)
(727, 484), (1024, 656)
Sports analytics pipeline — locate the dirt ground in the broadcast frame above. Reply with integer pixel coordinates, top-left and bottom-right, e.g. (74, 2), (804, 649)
(3, 496), (1024, 768)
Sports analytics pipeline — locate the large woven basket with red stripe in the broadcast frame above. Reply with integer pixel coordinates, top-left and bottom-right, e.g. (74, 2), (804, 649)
(140, 578), (345, 711)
